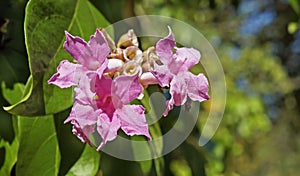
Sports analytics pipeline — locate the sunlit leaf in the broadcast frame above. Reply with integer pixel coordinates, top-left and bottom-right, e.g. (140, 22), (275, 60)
(0, 139), (19, 176)
(0, 82), (23, 175)
(66, 144), (100, 176)
(289, 0), (300, 15)
(1, 82), (25, 105)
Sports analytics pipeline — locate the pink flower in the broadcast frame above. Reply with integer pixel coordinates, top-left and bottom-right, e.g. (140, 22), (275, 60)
(65, 72), (152, 151)
(48, 29), (110, 88)
(64, 74), (101, 146)
(94, 73), (151, 150)
(48, 27), (209, 151)
(48, 29), (111, 146)
(48, 29), (151, 150)
(152, 27), (210, 116)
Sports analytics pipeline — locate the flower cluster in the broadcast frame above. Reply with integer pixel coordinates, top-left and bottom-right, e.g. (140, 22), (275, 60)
(48, 27), (209, 150)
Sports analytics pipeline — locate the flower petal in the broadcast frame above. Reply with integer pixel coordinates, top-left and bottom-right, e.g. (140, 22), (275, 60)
(112, 74), (143, 105)
(169, 47), (200, 74)
(64, 102), (101, 146)
(97, 113), (121, 151)
(155, 27), (176, 64)
(116, 105), (152, 140)
(94, 75), (112, 99)
(63, 31), (87, 62)
(70, 119), (94, 146)
(163, 75), (188, 116)
(163, 99), (174, 117)
(106, 59), (124, 73)
(151, 63), (173, 87)
(65, 29), (110, 72)
(80, 29), (110, 70)
(185, 72), (210, 102)
(93, 75), (117, 116)
(65, 101), (100, 126)
(170, 75), (188, 106)
(48, 60), (83, 88)
(140, 72), (158, 87)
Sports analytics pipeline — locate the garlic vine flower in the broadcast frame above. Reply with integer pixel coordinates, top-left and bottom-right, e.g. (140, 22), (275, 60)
(48, 27), (209, 150)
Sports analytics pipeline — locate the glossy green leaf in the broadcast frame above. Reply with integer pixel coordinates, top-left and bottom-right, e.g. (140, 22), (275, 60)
(16, 115), (60, 176)
(4, 0), (110, 116)
(66, 144), (100, 176)
(2, 82), (60, 175)
(0, 82), (23, 175)
(0, 139), (19, 176)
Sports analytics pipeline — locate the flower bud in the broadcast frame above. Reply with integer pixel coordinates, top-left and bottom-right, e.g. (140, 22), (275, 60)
(140, 72), (158, 87)
(106, 59), (124, 72)
(117, 29), (138, 48)
(122, 60), (142, 76)
(123, 46), (143, 63)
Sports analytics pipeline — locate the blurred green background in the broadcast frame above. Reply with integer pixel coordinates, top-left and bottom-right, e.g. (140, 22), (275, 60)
(1, 0), (300, 175)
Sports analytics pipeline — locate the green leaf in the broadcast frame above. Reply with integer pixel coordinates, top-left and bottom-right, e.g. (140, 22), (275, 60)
(289, 0), (300, 15)
(1, 82), (25, 105)
(131, 135), (152, 175)
(0, 138), (19, 176)
(15, 115), (60, 176)
(0, 50), (28, 87)
(0, 82), (23, 175)
(140, 89), (165, 176)
(66, 144), (100, 176)
(0, 0), (29, 87)
(2, 82), (60, 175)
(182, 138), (206, 176)
(4, 0), (110, 116)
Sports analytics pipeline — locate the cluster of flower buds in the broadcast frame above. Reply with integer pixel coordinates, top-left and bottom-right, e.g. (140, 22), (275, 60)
(102, 28), (161, 89)
(48, 27), (209, 151)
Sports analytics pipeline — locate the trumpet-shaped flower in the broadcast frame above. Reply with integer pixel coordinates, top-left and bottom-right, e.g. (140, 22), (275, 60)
(48, 27), (209, 151)
(48, 29), (151, 150)
(94, 73), (151, 150)
(48, 29), (110, 87)
(63, 72), (151, 151)
(151, 27), (210, 116)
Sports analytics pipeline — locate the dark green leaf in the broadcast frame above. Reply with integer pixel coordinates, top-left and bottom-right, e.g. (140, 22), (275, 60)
(131, 135), (152, 175)
(2, 82), (60, 176)
(66, 144), (100, 176)
(140, 90), (165, 176)
(0, 50), (28, 87)
(4, 0), (110, 116)
(182, 138), (206, 176)
(0, 0), (29, 87)
(16, 115), (60, 176)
